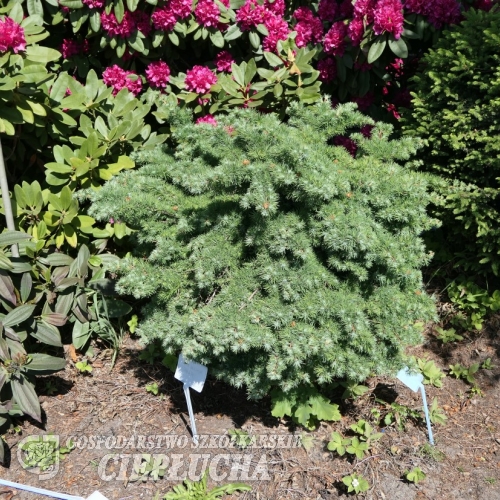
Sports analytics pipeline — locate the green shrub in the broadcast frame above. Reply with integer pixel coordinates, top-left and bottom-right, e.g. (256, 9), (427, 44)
(89, 99), (436, 399)
(402, 7), (500, 276)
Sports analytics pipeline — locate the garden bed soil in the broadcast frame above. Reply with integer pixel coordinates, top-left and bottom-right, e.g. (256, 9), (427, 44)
(2, 316), (500, 500)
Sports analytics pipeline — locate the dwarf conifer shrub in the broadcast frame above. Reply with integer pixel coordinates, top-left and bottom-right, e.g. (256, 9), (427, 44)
(402, 7), (500, 276)
(89, 99), (436, 399)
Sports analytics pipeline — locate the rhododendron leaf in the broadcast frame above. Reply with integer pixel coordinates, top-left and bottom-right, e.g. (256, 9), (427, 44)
(230, 0), (245, 8)
(210, 31), (224, 48)
(8, 3), (24, 23)
(388, 36), (408, 58)
(402, 28), (419, 39)
(25, 46), (61, 64)
(224, 24), (242, 41)
(126, 0), (139, 11)
(244, 59), (257, 85)
(128, 33), (145, 53)
(168, 31), (180, 46)
(27, 0), (44, 17)
(264, 51), (283, 68)
(249, 31), (260, 49)
(59, 0), (83, 7)
(367, 37), (386, 64)
(256, 23), (268, 36)
(114, 0), (125, 23)
(151, 31), (164, 48)
(89, 10), (100, 31)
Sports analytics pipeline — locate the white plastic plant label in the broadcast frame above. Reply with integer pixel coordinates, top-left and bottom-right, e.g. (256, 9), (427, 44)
(397, 367), (424, 392)
(175, 354), (208, 444)
(397, 367), (434, 445)
(174, 353), (208, 393)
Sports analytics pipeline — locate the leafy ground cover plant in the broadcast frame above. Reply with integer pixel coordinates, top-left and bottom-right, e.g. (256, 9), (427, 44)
(163, 470), (251, 499)
(89, 99), (436, 399)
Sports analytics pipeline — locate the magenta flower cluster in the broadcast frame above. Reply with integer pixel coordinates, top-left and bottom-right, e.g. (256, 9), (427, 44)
(0, 17), (26, 54)
(145, 61), (171, 90)
(102, 65), (142, 96)
(61, 38), (89, 59)
(185, 65), (217, 94)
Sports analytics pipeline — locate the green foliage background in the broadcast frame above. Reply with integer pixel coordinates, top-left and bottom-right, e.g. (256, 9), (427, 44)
(402, 7), (500, 276)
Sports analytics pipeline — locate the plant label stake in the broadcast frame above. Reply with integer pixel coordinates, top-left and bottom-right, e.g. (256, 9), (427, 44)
(397, 367), (434, 445)
(174, 354), (208, 445)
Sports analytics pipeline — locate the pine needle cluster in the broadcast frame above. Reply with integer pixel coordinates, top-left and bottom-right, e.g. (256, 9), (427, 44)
(90, 98), (436, 398)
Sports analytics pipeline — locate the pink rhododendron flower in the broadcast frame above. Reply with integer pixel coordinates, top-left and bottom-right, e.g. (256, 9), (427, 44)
(171, 0), (193, 19)
(196, 114), (218, 125)
(61, 39), (80, 59)
(373, 0), (404, 38)
(293, 7), (323, 48)
(185, 65), (217, 94)
(360, 124), (375, 137)
(318, 0), (338, 22)
(317, 58), (337, 83)
(348, 18), (365, 45)
(426, 0), (461, 28)
(264, 0), (285, 16)
(103, 65), (142, 96)
(0, 17), (26, 54)
(323, 22), (348, 57)
(387, 103), (401, 119)
(133, 10), (152, 35)
(263, 14), (290, 52)
(354, 0), (377, 22)
(101, 11), (136, 38)
(333, 136), (357, 157)
(236, 0), (266, 30)
(215, 51), (234, 72)
(82, 0), (104, 7)
(146, 61), (171, 89)
(195, 0), (221, 27)
(152, 7), (177, 31)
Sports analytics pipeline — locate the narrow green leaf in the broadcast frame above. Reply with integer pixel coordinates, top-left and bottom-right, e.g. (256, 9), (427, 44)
(11, 376), (41, 422)
(3, 304), (36, 328)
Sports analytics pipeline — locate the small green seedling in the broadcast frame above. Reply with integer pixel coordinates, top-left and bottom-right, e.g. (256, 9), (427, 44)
(482, 358), (494, 370)
(75, 360), (92, 374)
(163, 470), (251, 499)
(429, 397), (447, 425)
(342, 473), (369, 494)
(406, 467), (426, 484)
(327, 432), (350, 456)
(340, 380), (370, 400)
(146, 382), (160, 396)
(375, 399), (421, 431)
(327, 419), (383, 459)
(434, 326), (463, 343)
(417, 358), (445, 387)
(130, 454), (168, 482)
(139, 344), (161, 364)
(449, 363), (479, 384)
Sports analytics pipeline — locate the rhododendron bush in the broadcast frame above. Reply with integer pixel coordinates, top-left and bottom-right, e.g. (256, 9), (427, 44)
(1, 0), (492, 126)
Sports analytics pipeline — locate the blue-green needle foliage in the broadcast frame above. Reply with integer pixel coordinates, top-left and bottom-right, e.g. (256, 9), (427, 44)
(89, 98), (436, 399)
